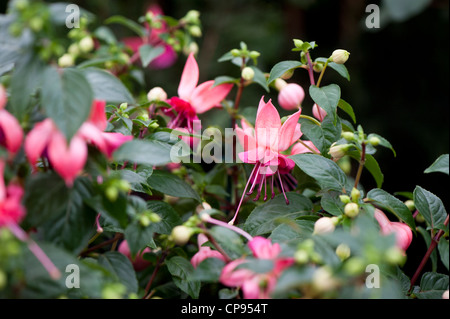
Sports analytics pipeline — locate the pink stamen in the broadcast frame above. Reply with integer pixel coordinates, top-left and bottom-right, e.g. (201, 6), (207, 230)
(271, 175), (275, 199)
(277, 170), (289, 205)
(202, 214), (253, 242)
(253, 173), (265, 202)
(96, 213), (103, 233)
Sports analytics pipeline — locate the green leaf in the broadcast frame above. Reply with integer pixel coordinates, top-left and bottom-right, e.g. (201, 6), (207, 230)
(82, 67), (135, 104)
(348, 151), (384, 188)
(98, 251), (138, 294)
(417, 226), (438, 272)
(113, 139), (174, 167)
(209, 226), (246, 259)
(110, 169), (150, 194)
(438, 239), (449, 271)
(367, 133), (396, 157)
(267, 61), (303, 85)
(105, 15), (146, 37)
(147, 170), (201, 202)
(309, 84), (341, 120)
(190, 258), (226, 283)
(298, 116), (342, 154)
(243, 193), (313, 236)
(217, 51), (235, 62)
(424, 154), (449, 175)
(290, 153), (348, 192)
(165, 256), (200, 299)
(249, 66), (269, 92)
(41, 67), (94, 141)
(236, 258), (274, 274)
(338, 99), (356, 123)
(124, 222), (154, 258)
(213, 76), (239, 87)
(139, 44), (165, 68)
(315, 58), (351, 81)
(320, 192), (346, 216)
(413, 186), (447, 231)
(147, 201), (183, 235)
(367, 188), (416, 232)
(269, 219), (315, 245)
(415, 272), (449, 299)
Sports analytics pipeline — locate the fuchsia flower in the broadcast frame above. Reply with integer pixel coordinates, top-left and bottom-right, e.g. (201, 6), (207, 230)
(0, 160), (25, 228)
(231, 97), (318, 224)
(219, 236), (294, 299)
(25, 100), (132, 186)
(0, 85), (24, 157)
(312, 103), (327, 122)
(163, 52), (233, 132)
(190, 234), (226, 268)
(277, 83), (305, 111)
(123, 4), (177, 70)
(374, 209), (413, 252)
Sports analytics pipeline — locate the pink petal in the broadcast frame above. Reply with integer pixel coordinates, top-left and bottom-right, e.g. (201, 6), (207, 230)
(122, 36), (144, 53)
(235, 126), (257, 152)
(238, 147), (266, 164)
(190, 247), (226, 268)
(87, 99), (107, 131)
(0, 160), (5, 201)
(241, 276), (262, 299)
(101, 132), (133, 158)
(78, 122), (108, 155)
(178, 52), (199, 101)
(274, 257), (295, 275)
(0, 109), (24, 155)
(190, 81), (233, 114)
(248, 236), (281, 259)
(291, 140), (319, 155)
(0, 85), (6, 110)
(219, 258), (254, 287)
(24, 118), (55, 167)
(390, 222), (413, 251)
(255, 98), (281, 149)
(277, 110), (302, 152)
(0, 184), (26, 227)
(374, 209), (392, 234)
(149, 44), (177, 70)
(47, 132), (87, 186)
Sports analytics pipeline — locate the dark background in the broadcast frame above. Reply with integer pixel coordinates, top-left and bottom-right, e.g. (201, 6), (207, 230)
(2, 0), (449, 278)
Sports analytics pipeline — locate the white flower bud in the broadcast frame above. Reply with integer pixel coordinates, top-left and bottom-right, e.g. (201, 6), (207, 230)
(336, 244), (351, 261)
(312, 267), (338, 293)
(313, 217), (336, 235)
(328, 143), (350, 160)
(331, 49), (350, 64)
(241, 67), (255, 81)
(147, 87), (167, 101)
(344, 203), (360, 218)
(442, 290), (449, 299)
(79, 36), (94, 53)
(58, 53), (75, 68)
(171, 226), (193, 246)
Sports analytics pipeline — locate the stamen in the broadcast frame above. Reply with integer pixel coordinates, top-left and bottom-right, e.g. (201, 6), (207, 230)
(277, 170), (289, 205)
(263, 174), (268, 201)
(271, 175), (275, 199)
(247, 165), (260, 195)
(253, 173), (265, 202)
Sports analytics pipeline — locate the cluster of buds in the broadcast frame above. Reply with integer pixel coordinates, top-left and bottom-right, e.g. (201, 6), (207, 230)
(58, 18), (95, 68)
(104, 178), (131, 202)
(294, 239), (321, 265)
(169, 212), (204, 246)
(339, 187), (362, 218)
(313, 216), (340, 235)
(230, 42), (261, 65)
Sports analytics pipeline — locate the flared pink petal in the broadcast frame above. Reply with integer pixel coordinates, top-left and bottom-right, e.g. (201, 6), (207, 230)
(123, 36), (144, 53)
(190, 81), (233, 114)
(0, 160), (5, 201)
(101, 132), (133, 158)
(235, 126), (257, 152)
(291, 140), (319, 155)
(238, 147), (266, 164)
(0, 183), (26, 227)
(248, 236), (281, 259)
(149, 44), (177, 70)
(277, 110), (302, 152)
(47, 132), (87, 186)
(0, 110), (24, 155)
(190, 247), (226, 268)
(277, 155), (296, 173)
(241, 275), (262, 299)
(219, 258), (253, 287)
(0, 85), (6, 110)
(178, 52), (199, 101)
(255, 98), (281, 149)
(274, 258), (295, 275)
(374, 209), (392, 234)
(24, 118), (55, 167)
(87, 99), (107, 131)
(78, 122), (108, 155)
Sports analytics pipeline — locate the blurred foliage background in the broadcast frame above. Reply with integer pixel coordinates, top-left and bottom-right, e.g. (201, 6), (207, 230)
(1, 0), (448, 277)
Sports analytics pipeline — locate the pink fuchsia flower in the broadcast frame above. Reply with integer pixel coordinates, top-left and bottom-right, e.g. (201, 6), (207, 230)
(122, 4), (177, 70)
(277, 83), (305, 111)
(374, 209), (413, 252)
(190, 234), (226, 268)
(118, 240), (152, 271)
(163, 52), (233, 132)
(0, 85), (24, 157)
(312, 103), (327, 122)
(219, 236), (294, 299)
(0, 160), (25, 228)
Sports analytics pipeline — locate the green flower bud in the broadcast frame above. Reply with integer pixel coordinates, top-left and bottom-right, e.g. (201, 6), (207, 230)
(294, 249), (309, 264)
(68, 43), (80, 56)
(368, 136), (381, 146)
(339, 195), (351, 204)
(14, 0), (28, 11)
(139, 214), (151, 227)
(341, 131), (355, 141)
(58, 53), (75, 68)
(351, 187), (361, 202)
(336, 243), (351, 261)
(337, 156), (352, 175)
(404, 200), (415, 212)
(149, 212), (161, 223)
(241, 67), (255, 81)
(29, 17), (44, 32)
(117, 180), (131, 192)
(331, 49), (350, 64)
(105, 186), (118, 202)
(119, 102), (128, 111)
(171, 226), (193, 246)
(188, 25), (202, 37)
(230, 49), (241, 57)
(344, 202), (360, 218)
(249, 50), (260, 59)
(102, 283), (126, 299)
(415, 213), (425, 223)
(344, 257), (366, 275)
(79, 36), (94, 53)
(328, 143), (351, 160)
(184, 10), (200, 24)
(313, 63), (324, 73)
(385, 246), (406, 265)
(149, 122), (159, 129)
(293, 39), (304, 48)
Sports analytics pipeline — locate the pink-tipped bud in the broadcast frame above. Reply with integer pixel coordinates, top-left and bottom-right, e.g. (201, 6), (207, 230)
(312, 103), (327, 121)
(278, 83), (305, 110)
(118, 240), (152, 271)
(0, 85), (6, 109)
(374, 209), (413, 252)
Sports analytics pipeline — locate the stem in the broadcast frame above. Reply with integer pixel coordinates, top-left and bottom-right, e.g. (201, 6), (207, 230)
(299, 114), (321, 126)
(305, 51), (315, 86)
(354, 142), (366, 189)
(202, 214), (253, 242)
(409, 215), (449, 293)
(200, 226), (232, 263)
(316, 60), (329, 88)
(143, 249), (168, 299)
(79, 233), (123, 257)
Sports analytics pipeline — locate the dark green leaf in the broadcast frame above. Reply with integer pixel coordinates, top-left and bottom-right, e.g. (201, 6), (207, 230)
(367, 133), (396, 157)
(209, 226), (246, 259)
(190, 258), (226, 282)
(147, 201), (182, 234)
(147, 170), (200, 202)
(309, 84), (341, 121)
(367, 188), (416, 232)
(165, 256), (200, 299)
(424, 154), (449, 175)
(113, 139), (174, 167)
(413, 186), (447, 231)
(243, 192), (313, 236)
(124, 222), (154, 258)
(315, 58), (351, 81)
(438, 239), (449, 271)
(338, 99), (356, 123)
(267, 60), (302, 85)
(213, 76), (239, 87)
(321, 192), (346, 216)
(290, 153), (348, 192)
(348, 151), (384, 188)
(298, 116), (342, 154)
(139, 44), (164, 68)
(98, 251), (138, 294)
(415, 272), (449, 299)
(249, 66), (269, 92)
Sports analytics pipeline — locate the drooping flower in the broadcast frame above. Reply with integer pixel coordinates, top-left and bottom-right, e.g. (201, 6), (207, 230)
(219, 236), (294, 299)
(163, 52), (233, 132)
(0, 85), (24, 157)
(118, 240), (152, 271)
(312, 103), (327, 122)
(231, 97), (317, 224)
(277, 83), (305, 111)
(190, 233), (226, 268)
(122, 4), (177, 70)
(374, 209), (413, 252)
(25, 99), (132, 186)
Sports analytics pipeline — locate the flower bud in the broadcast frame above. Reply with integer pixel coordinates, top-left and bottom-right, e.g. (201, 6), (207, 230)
(294, 249), (309, 264)
(278, 83), (305, 111)
(249, 50), (261, 59)
(368, 136), (381, 146)
(171, 225), (193, 246)
(281, 69), (294, 80)
(105, 186), (118, 202)
(188, 25), (202, 37)
(119, 102), (128, 111)
(79, 36), (94, 53)
(336, 244), (351, 261)
(230, 49), (241, 57)
(443, 290), (449, 299)
(312, 267), (338, 293)
(147, 87), (167, 101)
(139, 214), (151, 227)
(274, 78), (288, 91)
(351, 187), (361, 202)
(312, 103), (327, 122)
(184, 10), (200, 24)
(341, 131), (355, 141)
(339, 195), (351, 204)
(385, 246), (406, 265)
(404, 200), (415, 212)
(241, 67), (255, 81)
(58, 53), (75, 68)
(313, 217), (336, 235)
(328, 143), (350, 160)
(68, 43), (80, 56)
(29, 17), (44, 32)
(102, 283), (126, 299)
(344, 203), (360, 218)
(313, 63), (324, 73)
(293, 39), (304, 48)
(149, 212), (161, 223)
(183, 42), (199, 55)
(344, 257), (366, 275)
(331, 49), (350, 64)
